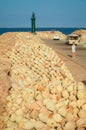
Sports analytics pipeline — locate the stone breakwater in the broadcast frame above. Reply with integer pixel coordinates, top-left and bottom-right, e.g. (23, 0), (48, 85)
(0, 32), (86, 130)
(36, 31), (67, 40)
(71, 30), (86, 44)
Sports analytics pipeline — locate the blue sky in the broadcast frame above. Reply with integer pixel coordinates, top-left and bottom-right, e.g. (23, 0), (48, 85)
(0, 0), (86, 28)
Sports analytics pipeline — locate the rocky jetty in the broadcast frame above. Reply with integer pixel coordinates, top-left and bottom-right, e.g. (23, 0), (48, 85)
(0, 32), (86, 130)
(36, 31), (67, 40)
(71, 30), (86, 44)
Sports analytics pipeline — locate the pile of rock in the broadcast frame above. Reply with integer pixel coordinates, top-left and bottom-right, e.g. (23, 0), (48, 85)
(36, 31), (67, 40)
(0, 32), (32, 129)
(71, 30), (86, 44)
(71, 30), (86, 35)
(1, 33), (85, 130)
(0, 32), (14, 129)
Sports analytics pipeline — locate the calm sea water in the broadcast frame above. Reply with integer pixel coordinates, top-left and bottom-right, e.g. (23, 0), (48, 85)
(0, 27), (86, 35)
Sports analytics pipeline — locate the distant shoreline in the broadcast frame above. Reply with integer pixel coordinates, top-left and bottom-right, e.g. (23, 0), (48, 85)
(0, 27), (86, 35)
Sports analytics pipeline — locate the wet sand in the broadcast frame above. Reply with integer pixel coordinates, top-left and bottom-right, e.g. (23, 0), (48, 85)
(42, 39), (86, 84)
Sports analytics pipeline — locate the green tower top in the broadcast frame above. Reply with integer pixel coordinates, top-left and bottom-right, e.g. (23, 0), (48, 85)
(31, 12), (36, 20)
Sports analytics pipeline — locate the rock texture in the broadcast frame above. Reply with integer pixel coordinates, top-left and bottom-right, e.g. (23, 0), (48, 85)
(36, 31), (67, 40)
(0, 32), (86, 130)
(71, 30), (86, 43)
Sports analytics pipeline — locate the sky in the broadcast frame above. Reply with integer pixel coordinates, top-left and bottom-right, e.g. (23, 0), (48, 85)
(0, 0), (86, 28)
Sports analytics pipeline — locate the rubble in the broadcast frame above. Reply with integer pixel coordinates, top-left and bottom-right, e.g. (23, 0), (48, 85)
(0, 32), (86, 130)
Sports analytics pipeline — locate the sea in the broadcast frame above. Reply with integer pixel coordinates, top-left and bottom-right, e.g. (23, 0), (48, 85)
(0, 27), (86, 35)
